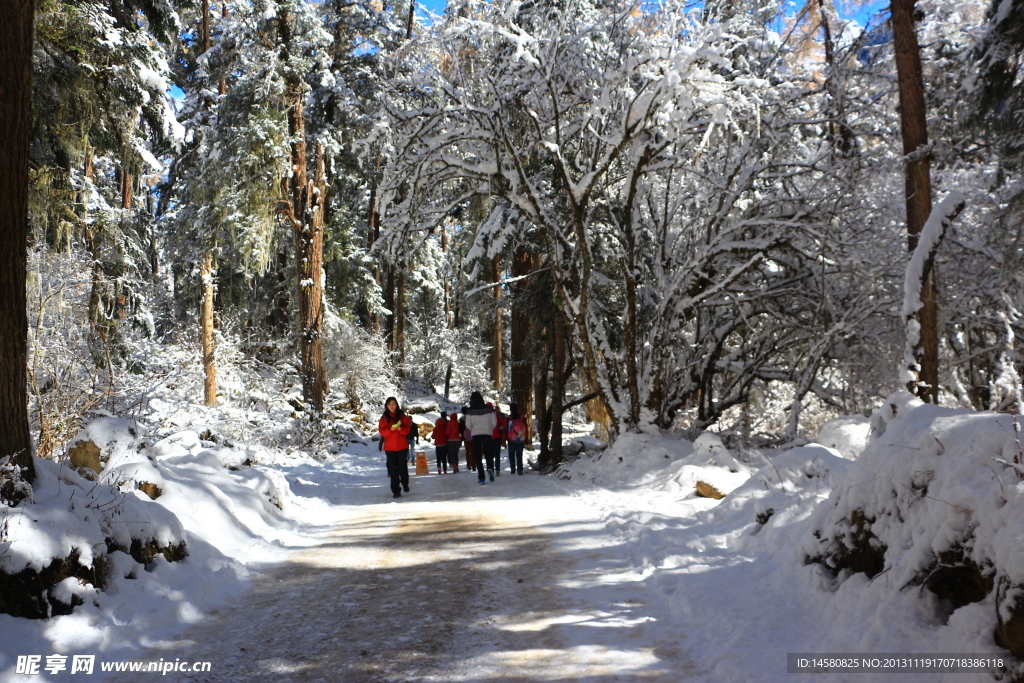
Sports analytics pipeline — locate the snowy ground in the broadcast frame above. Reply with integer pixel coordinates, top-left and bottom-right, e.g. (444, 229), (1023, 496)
(1, 403), (1017, 682)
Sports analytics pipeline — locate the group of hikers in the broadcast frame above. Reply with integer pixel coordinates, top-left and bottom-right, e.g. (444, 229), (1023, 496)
(378, 390), (528, 499)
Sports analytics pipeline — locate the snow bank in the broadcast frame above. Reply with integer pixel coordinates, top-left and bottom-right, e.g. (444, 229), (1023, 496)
(0, 457), (184, 579)
(560, 417), (1014, 681)
(708, 444), (852, 537)
(805, 391), (1024, 659)
(0, 415), (344, 675)
(815, 414), (871, 460)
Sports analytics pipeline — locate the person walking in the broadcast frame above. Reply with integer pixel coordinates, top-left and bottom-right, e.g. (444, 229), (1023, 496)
(461, 408), (475, 471)
(433, 412), (450, 474)
(407, 422), (419, 466)
(490, 402), (506, 477)
(505, 403), (527, 475)
(465, 392), (497, 483)
(446, 409), (462, 473)
(379, 397), (412, 498)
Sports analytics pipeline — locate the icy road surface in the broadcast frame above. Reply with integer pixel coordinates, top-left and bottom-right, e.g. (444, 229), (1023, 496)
(111, 457), (698, 682)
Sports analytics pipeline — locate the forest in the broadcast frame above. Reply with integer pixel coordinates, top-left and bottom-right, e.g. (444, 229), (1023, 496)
(4, 0), (1024, 676)
(1, 0), (1023, 493)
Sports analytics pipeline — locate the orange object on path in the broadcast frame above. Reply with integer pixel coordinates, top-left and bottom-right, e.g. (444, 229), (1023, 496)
(415, 451), (429, 475)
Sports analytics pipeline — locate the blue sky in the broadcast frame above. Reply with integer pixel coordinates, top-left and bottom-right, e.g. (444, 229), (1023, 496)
(414, 0), (890, 28)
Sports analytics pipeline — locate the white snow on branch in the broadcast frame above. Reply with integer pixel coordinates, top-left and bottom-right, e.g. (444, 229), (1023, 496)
(900, 191), (966, 384)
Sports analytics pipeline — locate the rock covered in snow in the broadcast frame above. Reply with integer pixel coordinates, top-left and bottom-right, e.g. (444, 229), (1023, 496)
(692, 431), (744, 472)
(815, 415), (871, 460)
(65, 416), (140, 472)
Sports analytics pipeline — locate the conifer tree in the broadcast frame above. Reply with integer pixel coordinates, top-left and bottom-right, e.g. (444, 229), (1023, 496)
(0, 0), (36, 481)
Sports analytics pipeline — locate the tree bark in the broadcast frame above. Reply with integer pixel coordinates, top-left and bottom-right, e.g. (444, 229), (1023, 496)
(293, 139), (328, 412)
(892, 0), (938, 402)
(201, 251), (217, 406)
(279, 4), (328, 411)
(202, 0), (211, 51)
(510, 247), (535, 447)
(491, 255), (503, 392)
(396, 261), (406, 374)
(550, 314), (567, 467)
(535, 351), (551, 467)
(219, 2), (228, 95)
(118, 167), (133, 211)
(442, 224), (452, 399)
(818, 0), (855, 156)
(442, 224), (451, 324)
(366, 182), (380, 332)
(384, 265), (395, 350)
(0, 0), (36, 480)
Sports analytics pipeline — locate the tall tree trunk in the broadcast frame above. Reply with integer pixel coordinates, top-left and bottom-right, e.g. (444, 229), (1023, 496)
(218, 2), (228, 95)
(396, 261), (405, 375)
(892, 0), (938, 402)
(817, 0), (855, 156)
(510, 247), (535, 447)
(550, 314), (567, 467)
(146, 193), (159, 277)
(535, 350), (551, 468)
(405, 0), (415, 39)
(198, 0), (217, 408)
(441, 224), (451, 322)
(384, 265), (395, 350)
(272, 250), (289, 334)
(491, 255), (502, 392)
(279, 4), (328, 411)
(118, 167), (133, 210)
(0, 0), (35, 480)
(442, 224), (452, 399)
(200, 251), (217, 406)
(292, 140), (328, 412)
(202, 0), (211, 52)
(366, 182), (380, 331)
(82, 154), (105, 336)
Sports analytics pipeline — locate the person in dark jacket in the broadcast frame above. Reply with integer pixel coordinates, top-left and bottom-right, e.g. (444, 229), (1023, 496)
(460, 407), (475, 470)
(379, 397), (412, 498)
(407, 424), (418, 465)
(433, 412), (450, 474)
(465, 391), (497, 483)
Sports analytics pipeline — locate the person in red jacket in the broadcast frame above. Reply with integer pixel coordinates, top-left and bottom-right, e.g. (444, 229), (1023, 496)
(489, 402), (506, 477)
(432, 412), (450, 474)
(379, 397), (412, 498)
(446, 409), (462, 472)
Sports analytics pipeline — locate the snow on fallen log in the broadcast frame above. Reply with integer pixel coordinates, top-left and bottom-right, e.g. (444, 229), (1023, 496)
(900, 191), (966, 387)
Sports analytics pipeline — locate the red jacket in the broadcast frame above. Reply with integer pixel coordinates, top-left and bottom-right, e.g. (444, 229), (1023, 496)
(492, 412), (506, 440)
(447, 417), (461, 441)
(432, 417), (449, 445)
(379, 413), (412, 451)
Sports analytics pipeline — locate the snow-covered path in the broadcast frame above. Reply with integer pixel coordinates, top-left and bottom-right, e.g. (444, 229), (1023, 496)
(108, 455), (698, 682)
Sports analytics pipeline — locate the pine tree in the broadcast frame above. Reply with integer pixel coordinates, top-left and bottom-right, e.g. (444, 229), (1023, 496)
(0, 0), (36, 481)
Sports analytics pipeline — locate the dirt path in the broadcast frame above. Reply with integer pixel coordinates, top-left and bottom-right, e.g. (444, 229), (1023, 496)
(110, 481), (697, 682)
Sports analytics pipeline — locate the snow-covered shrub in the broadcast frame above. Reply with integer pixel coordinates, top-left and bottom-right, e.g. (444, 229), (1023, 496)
(26, 250), (109, 458)
(804, 391), (1024, 655)
(322, 309), (401, 412)
(402, 320), (491, 401)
